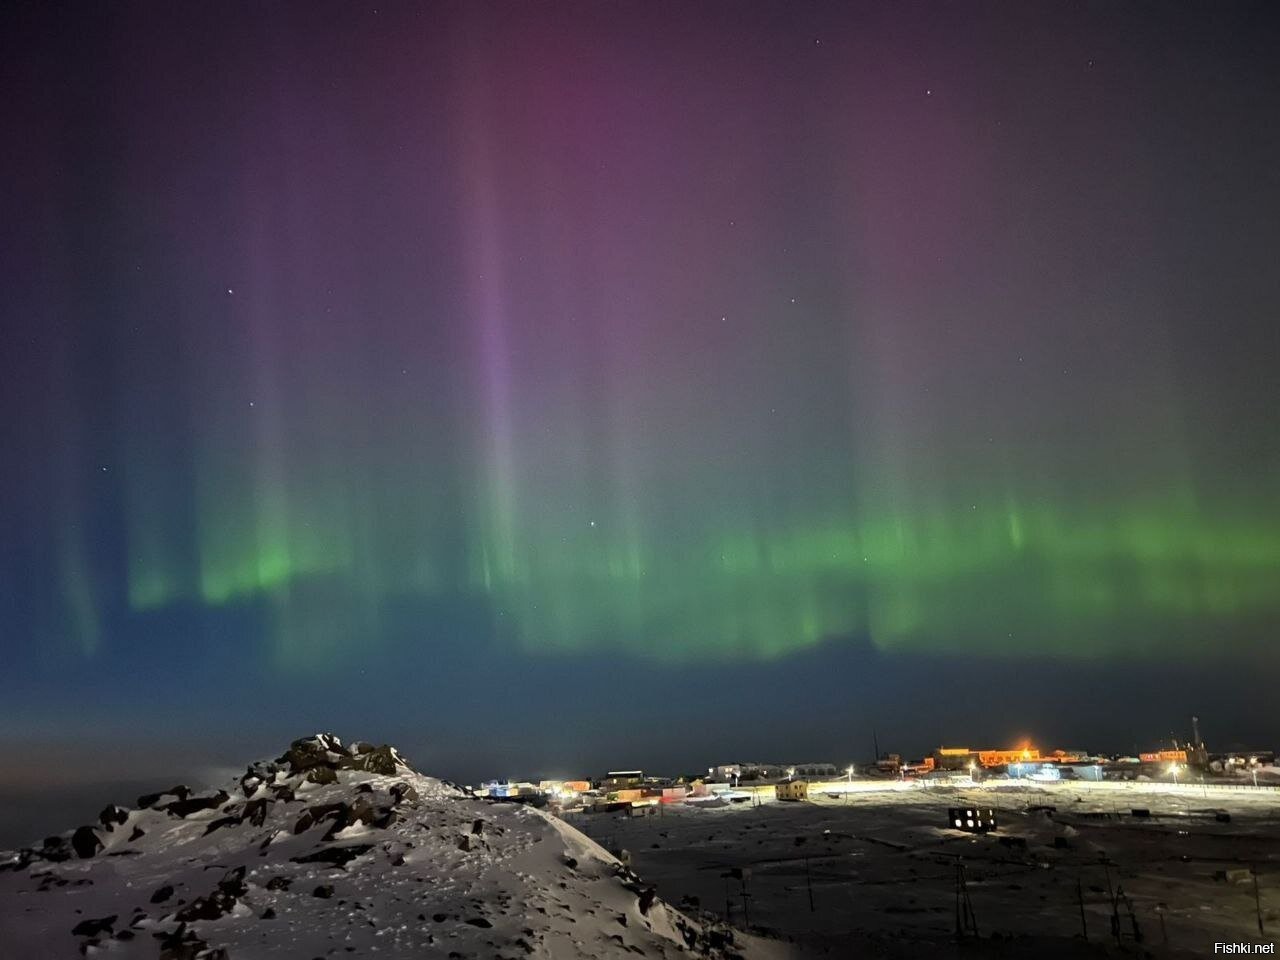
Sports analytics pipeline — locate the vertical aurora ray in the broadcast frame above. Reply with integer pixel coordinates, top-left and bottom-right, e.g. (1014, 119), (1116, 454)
(4, 3), (1278, 676)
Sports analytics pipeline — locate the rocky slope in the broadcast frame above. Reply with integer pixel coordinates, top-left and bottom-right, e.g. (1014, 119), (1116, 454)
(0, 735), (790, 959)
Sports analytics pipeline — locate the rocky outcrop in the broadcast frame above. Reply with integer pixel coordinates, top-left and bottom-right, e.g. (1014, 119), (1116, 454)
(277, 734), (412, 781)
(1, 734), (773, 960)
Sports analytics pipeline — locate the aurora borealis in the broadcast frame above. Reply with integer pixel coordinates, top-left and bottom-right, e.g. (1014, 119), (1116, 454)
(2, 3), (1280, 772)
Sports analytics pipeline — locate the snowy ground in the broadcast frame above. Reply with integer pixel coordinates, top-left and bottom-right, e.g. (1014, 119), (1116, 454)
(569, 780), (1280, 958)
(0, 736), (793, 960)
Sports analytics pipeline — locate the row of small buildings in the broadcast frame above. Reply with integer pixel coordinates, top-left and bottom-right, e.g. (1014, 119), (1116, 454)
(472, 739), (1279, 810)
(474, 765), (822, 811)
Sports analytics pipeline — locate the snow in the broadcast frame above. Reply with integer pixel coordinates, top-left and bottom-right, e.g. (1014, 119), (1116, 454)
(0, 735), (792, 959)
(569, 779), (1280, 956)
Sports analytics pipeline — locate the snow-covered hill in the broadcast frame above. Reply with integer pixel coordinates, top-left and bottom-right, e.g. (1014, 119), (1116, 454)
(0, 735), (790, 959)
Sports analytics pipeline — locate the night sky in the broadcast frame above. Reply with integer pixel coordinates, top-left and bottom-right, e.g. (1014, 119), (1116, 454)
(2, 2), (1279, 807)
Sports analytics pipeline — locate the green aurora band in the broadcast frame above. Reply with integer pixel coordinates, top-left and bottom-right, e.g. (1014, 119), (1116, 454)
(100, 478), (1279, 667)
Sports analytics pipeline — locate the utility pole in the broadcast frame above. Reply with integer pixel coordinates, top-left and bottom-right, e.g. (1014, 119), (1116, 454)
(1254, 864), (1265, 937)
(1102, 861), (1120, 945)
(1076, 878), (1088, 941)
(954, 862), (979, 939)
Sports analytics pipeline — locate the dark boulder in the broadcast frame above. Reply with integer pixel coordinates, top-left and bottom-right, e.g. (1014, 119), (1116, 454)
(390, 782), (419, 805)
(72, 826), (102, 859)
(300, 801), (349, 828)
(306, 765), (338, 785)
(155, 923), (210, 960)
(128, 826), (146, 842)
(279, 734), (345, 774)
(38, 835), (73, 863)
(202, 816), (240, 836)
(291, 844), (374, 868)
(138, 785), (191, 809)
(313, 884), (335, 898)
(71, 915), (116, 937)
(638, 886), (657, 916)
(242, 797), (271, 827)
(150, 884), (174, 903)
(173, 889), (236, 922)
(164, 791), (230, 818)
(218, 866), (247, 897)
(1, 848), (39, 871)
(98, 805), (129, 830)
(171, 867), (246, 922)
(344, 744), (400, 776)
(240, 761), (276, 797)
(317, 798), (392, 838)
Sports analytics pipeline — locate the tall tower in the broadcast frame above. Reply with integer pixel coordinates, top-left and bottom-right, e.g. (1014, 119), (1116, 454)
(1189, 715), (1208, 768)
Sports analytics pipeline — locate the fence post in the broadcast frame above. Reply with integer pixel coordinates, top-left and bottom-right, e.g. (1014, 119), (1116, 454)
(1255, 863), (1265, 937)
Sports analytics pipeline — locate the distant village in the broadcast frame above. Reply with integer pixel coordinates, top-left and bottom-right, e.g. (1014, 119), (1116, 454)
(472, 718), (1277, 815)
